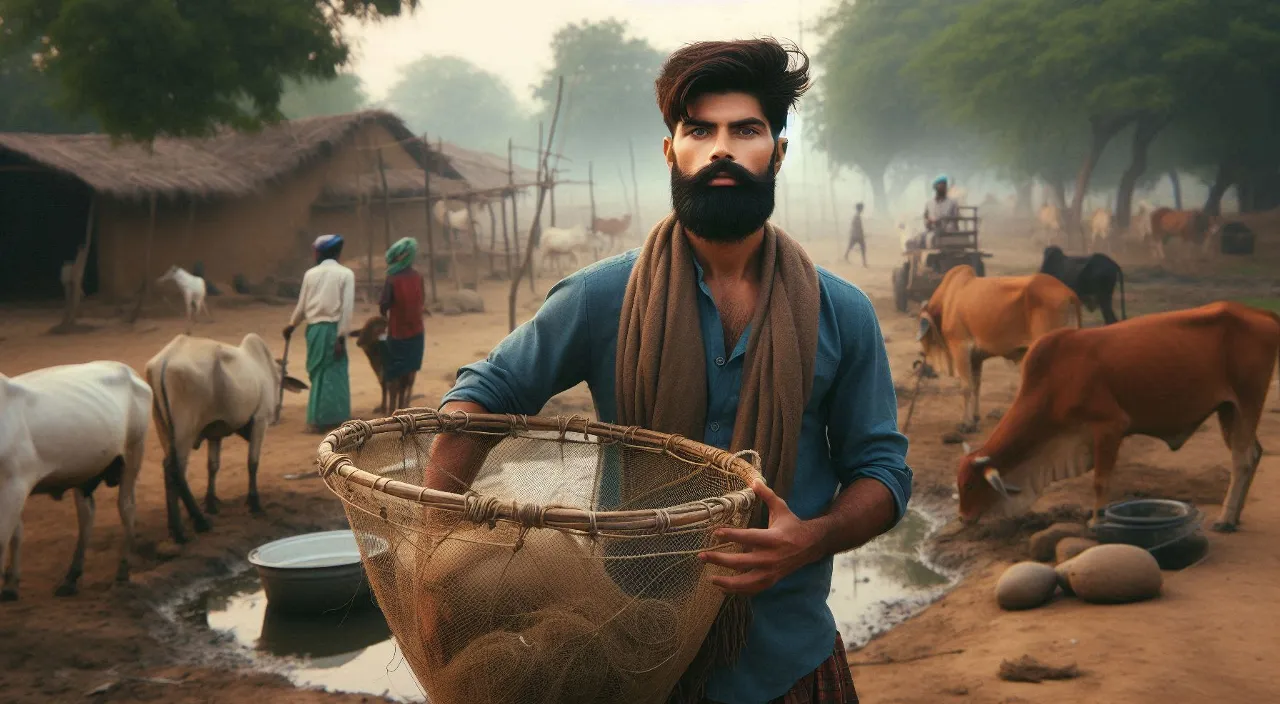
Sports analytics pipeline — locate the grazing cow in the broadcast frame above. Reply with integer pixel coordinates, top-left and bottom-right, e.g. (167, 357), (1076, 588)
(1088, 207), (1112, 252)
(348, 315), (414, 414)
(538, 225), (600, 276)
(917, 265), (1082, 433)
(592, 213), (632, 255)
(1148, 207), (1222, 260)
(145, 334), (307, 544)
(157, 265), (213, 332)
(956, 302), (1280, 532)
(0, 361), (152, 600)
(1039, 246), (1126, 325)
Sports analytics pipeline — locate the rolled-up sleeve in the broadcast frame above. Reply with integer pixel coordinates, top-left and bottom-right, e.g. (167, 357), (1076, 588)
(440, 273), (591, 414)
(828, 288), (913, 526)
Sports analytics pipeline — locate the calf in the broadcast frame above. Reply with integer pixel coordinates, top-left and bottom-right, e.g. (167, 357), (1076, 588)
(538, 225), (600, 277)
(1039, 245), (1126, 325)
(1088, 207), (1112, 252)
(349, 315), (413, 414)
(917, 265), (1081, 433)
(957, 301), (1280, 532)
(0, 361), (152, 600)
(157, 265), (213, 332)
(1149, 207), (1222, 260)
(145, 334), (307, 544)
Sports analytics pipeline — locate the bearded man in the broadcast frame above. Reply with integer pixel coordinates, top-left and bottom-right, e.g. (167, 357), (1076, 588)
(430, 38), (910, 704)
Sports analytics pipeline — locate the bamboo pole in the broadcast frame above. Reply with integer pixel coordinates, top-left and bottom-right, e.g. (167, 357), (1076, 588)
(486, 201), (498, 275)
(440, 136), (462, 292)
(500, 191), (512, 279)
(61, 194), (97, 327)
(529, 121), (544, 292)
(509, 76), (565, 332)
(126, 193), (157, 324)
(588, 161), (598, 258)
(422, 132), (437, 304)
(377, 148), (392, 250)
(628, 137), (641, 230)
(466, 194), (480, 289)
(508, 138), (521, 276)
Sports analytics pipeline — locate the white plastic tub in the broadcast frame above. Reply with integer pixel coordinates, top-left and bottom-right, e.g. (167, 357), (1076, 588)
(247, 530), (388, 615)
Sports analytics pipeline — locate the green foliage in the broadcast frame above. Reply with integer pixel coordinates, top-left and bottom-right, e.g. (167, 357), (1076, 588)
(532, 19), (666, 166)
(279, 73), (369, 120)
(0, 0), (418, 143)
(0, 46), (97, 133)
(387, 55), (529, 155)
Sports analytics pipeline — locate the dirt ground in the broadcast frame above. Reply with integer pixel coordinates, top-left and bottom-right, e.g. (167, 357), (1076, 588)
(3, 217), (1280, 703)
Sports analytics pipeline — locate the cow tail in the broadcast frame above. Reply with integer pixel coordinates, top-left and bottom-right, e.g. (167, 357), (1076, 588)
(1117, 266), (1127, 321)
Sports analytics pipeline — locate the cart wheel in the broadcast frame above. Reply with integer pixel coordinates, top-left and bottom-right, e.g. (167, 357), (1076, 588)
(892, 264), (909, 313)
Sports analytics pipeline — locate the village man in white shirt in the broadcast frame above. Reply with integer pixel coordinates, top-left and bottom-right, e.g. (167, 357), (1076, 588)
(283, 234), (356, 433)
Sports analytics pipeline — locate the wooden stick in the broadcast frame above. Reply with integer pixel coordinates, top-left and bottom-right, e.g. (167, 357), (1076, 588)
(441, 136), (462, 292)
(377, 148), (392, 250)
(62, 194), (96, 326)
(466, 194), (480, 288)
(628, 137), (642, 230)
(589, 161), (598, 258)
(500, 188), (512, 280)
(901, 360), (928, 434)
(487, 201), (498, 276)
(509, 78), (565, 332)
(421, 132), (437, 304)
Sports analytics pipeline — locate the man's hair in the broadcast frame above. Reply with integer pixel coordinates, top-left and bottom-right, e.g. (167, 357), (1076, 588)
(855, 202), (864, 210)
(655, 38), (811, 138)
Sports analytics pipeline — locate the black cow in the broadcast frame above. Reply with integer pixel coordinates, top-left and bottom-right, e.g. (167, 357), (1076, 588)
(1038, 246), (1126, 325)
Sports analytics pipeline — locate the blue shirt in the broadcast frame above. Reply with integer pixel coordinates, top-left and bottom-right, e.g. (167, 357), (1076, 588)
(441, 248), (912, 704)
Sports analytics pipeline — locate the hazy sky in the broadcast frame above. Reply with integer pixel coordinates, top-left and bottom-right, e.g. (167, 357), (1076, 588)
(343, 0), (836, 108)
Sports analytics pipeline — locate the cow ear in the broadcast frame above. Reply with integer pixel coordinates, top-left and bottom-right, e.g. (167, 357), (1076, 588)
(283, 376), (309, 392)
(916, 314), (932, 341)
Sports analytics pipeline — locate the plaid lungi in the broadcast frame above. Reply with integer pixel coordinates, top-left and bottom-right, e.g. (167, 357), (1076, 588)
(704, 633), (859, 704)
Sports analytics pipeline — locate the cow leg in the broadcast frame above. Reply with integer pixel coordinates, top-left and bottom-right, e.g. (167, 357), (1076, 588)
(55, 489), (94, 597)
(957, 348), (983, 434)
(204, 437), (222, 515)
(0, 483), (25, 601)
(1100, 298), (1118, 325)
(164, 447), (209, 543)
(246, 421), (265, 515)
(1088, 429), (1125, 528)
(1213, 406), (1263, 532)
(116, 425), (145, 584)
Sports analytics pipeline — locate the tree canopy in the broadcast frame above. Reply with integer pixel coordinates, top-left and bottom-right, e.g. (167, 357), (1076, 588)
(0, 45), (97, 133)
(0, 0), (417, 142)
(279, 73), (369, 120)
(387, 55), (530, 155)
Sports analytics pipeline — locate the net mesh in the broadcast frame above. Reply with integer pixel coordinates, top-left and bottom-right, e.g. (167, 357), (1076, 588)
(317, 410), (761, 704)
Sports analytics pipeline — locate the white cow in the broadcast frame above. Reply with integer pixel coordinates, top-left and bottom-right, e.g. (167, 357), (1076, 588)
(538, 224), (601, 277)
(0, 361), (152, 600)
(1088, 207), (1113, 252)
(157, 265), (212, 332)
(1038, 203), (1063, 241)
(1130, 200), (1154, 243)
(145, 334), (307, 544)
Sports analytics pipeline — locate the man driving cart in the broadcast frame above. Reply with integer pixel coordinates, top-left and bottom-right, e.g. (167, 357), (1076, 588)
(906, 174), (960, 250)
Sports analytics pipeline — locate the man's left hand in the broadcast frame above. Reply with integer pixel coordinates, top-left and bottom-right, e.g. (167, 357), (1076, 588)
(334, 337), (346, 360)
(698, 479), (825, 595)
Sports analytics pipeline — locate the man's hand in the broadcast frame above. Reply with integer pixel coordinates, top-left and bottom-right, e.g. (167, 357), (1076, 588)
(698, 479), (825, 595)
(283, 324), (295, 340)
(333, 336), (346, 360)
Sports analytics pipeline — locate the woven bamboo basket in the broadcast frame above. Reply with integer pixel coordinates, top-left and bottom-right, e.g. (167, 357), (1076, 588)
(316, 409), (762, 704)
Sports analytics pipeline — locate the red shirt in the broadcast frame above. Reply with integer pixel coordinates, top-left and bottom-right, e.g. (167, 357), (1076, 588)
(379, 270), (425, 339)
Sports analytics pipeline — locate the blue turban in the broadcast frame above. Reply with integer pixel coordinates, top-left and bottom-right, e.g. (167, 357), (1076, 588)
(314, 234), (343, 252)
(932, 174), (949, 187)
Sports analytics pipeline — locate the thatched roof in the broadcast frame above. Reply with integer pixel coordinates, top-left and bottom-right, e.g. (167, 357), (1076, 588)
(0, 110), (463, 201)
(321, 168), (469, 201)
(434, 140), (539, 193)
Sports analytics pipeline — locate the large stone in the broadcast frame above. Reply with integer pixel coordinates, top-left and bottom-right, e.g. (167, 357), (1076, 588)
(1065, 543), (1163, 604)
(995, 561), (1060, 611)
(1028, 522), (1090, 562)
(1055, 537), (1099, 564)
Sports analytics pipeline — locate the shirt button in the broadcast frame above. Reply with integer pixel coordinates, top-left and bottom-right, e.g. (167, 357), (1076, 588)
(710, 421), (721, 432)
(715, 356), (726, 366)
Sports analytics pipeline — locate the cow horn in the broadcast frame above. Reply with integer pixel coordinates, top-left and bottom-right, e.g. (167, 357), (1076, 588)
(983, 467), (1009, 498)
(973, 455), (990, 468)
(962, 442), (972, 454)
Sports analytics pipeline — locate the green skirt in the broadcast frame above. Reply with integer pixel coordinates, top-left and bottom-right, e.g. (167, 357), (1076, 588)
(305, 322), (351, 428)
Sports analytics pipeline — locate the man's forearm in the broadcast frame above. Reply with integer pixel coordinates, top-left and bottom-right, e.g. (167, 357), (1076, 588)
(806, 477), (897, 559)
(425, 400), (501, 492)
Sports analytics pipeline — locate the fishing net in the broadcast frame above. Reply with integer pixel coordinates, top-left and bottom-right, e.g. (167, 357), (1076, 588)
(316, 409), (762, 704)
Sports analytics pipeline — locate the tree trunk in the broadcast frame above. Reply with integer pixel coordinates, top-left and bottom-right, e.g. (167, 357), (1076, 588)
(1015, 180), (1033, 217)
(1049, 178), (1068, 211)
(1168, 170), (1183, 209)
(1114, 115), (1168, 230)
(866, 166), (890, 216)
(1204, 160), (1236, 216)
(1069, 114), (1134, 249)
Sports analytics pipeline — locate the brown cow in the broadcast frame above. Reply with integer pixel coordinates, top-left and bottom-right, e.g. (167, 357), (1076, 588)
(1148, 207), (1222, 260)
(348, 315), (412, 414)
(956, 301), (1280, 533)
(917, 265), (1081, 433)
(591, 213), (632, 254)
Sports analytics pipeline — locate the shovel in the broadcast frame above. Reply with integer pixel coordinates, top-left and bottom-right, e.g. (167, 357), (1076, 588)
(273, 331), (293, 425)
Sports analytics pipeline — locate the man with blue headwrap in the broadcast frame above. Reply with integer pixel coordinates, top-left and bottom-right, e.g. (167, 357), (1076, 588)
(284, 234), (355, 433)
(923, 174), (959, 242)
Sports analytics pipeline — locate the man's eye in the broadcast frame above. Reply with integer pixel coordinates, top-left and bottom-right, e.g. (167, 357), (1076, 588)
(690, 127), (709, 137)
(737, 127), (759, 136)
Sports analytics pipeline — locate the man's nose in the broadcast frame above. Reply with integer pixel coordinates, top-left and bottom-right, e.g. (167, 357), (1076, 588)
(709, 133), (735, 162)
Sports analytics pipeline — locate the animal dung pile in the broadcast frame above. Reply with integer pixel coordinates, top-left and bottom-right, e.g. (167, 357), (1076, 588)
(1058, 544), (1163, 604)
(997, 543), (1163, 610)
(998, 655), (1082, 683)
(995, 562), (1060, 610)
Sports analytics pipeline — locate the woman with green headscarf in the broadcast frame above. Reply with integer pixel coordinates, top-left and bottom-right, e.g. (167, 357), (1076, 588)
(378, 237), (428, 411)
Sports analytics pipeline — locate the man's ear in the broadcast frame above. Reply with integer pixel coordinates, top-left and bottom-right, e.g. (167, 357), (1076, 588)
(774, 137), (788, 174)
(662, 135), (674, 168)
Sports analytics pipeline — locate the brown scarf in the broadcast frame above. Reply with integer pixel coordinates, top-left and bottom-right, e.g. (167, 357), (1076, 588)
(615, 212), (821, 703)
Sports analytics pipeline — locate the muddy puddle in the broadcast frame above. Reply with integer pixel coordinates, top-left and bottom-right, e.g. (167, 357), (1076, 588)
(194, 507), (952, 701)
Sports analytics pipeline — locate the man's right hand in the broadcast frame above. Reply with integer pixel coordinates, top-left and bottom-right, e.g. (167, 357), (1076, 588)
(283, 324), (296, 340)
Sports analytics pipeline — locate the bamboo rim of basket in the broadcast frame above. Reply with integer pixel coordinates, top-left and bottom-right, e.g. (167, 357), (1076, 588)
(316, 408), (763, 536)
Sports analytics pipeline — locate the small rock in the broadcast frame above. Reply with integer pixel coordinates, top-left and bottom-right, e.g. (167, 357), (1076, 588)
(1055, 537), (1099, 563)
(1065, 543), (1163, 604)
(995, 561), (1059, 611)
(1028, 522), (1090, 562)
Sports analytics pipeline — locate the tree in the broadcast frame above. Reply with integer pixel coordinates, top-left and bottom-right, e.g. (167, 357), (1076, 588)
(532, 20), (666, 170)
(0, 0), (418, 143)
(811, 0), (979, 215)
(279, 73), (369, 120)
(0, 46), (97, 133)
(387, 55), (529, 155)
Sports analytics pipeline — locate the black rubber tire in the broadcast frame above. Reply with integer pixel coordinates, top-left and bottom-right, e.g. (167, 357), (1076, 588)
(892, 265), (909, 313)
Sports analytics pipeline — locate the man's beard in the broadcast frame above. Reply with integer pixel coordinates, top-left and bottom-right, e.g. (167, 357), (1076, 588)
(670, 154), (777, 243)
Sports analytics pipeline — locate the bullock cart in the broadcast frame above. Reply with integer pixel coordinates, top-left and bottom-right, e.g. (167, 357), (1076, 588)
(892, 205), (991, 313)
